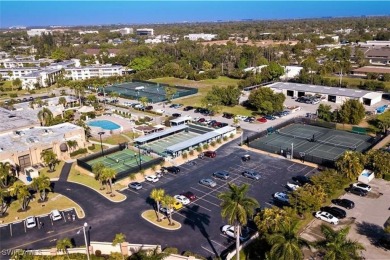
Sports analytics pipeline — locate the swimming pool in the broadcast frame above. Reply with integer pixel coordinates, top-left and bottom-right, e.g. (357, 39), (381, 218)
(87, 120), (121, 130)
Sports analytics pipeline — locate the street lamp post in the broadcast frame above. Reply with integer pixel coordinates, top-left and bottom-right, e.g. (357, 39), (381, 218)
(98, 132), (105, 155)
(83, 222), (90, 260)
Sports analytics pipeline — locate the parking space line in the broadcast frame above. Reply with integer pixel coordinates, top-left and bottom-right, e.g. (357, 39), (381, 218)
(191, 187), (221, 200)
(220, 233), (230, 239)
(190, 202), (212, 211)
(201, 246), (217, 255)
(126, 189), (140, 195)
(211, 239), (227, 247)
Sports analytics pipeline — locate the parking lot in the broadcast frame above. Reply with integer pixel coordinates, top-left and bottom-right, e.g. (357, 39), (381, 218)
(121, 141), (315, 258)
(0, 208), (90, 250)
(300, 178), (390, 259)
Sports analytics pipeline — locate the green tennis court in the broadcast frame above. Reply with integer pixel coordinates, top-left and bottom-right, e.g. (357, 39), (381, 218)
(249, 123), (373, 163)
(141, 131), (199, 154)
(87, 149), (154, 173)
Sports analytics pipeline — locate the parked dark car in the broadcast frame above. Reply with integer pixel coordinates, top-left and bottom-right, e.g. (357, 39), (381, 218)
(347, 186), (368, 197)
(204, 151), (216, 158)
(331, 199), (355, 209)
(144, 105), (153, 111)
(244, 117), (255, 122)
(181, 191), (196, 201)
(220, 123), (228, 127)
(223, 112), (234, 119)
(320, 206), (347, 219)
(242, 154), (250, 162)
(183, 106), (194, 111)
(213, 170), (230, 180)
(172, 113), (181, 118)
(208, 120), (217, 126)
(264, 115), (276, 120)
(161, 166), (181, 174)
(292, 175), (312, 186)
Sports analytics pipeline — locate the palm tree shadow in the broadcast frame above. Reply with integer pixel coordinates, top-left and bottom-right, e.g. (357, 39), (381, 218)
(355, 221), (385, 244)
(181, 204), (218, 259)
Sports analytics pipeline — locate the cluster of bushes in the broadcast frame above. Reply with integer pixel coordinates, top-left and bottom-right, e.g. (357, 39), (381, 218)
(113, 109), (131, 118)
(87, 144), (96, 150)
(80, 112), (96, 120)
(135, 116), (153, 125)
(70, 148), (88, 157)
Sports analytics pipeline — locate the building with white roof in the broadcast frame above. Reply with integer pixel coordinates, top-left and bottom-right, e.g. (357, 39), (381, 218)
(268, 82), (383, 106)
(184, 33), (217, 41)
(27, 29), (51, 37)
(65, 65), (123, 80)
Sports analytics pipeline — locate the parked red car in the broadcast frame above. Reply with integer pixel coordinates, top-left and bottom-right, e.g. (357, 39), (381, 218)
(204, 151), (217, 158)
(257, 117), (267, 123)
(181, 191), (197, 201)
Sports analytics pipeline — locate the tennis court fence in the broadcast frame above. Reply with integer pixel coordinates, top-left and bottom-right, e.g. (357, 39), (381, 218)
(247, 141), (336, 167)
(77, 143), (127, 172)
(115, 157), (164, 180)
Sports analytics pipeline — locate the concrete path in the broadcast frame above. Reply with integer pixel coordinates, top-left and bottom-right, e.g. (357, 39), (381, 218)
(58, 162), (73, 182)
(88, 140), (116, 148)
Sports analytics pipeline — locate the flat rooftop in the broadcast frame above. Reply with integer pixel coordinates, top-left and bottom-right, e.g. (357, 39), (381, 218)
(269, 82), (379, 98)
(1, 96), (77, 133)
(0, 122), (83, 154)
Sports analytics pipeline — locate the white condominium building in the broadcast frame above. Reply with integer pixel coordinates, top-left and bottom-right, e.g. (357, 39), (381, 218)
(27, 29), (52, 37)
(184, 33), (217, 41)
(65, 65), (123, 80)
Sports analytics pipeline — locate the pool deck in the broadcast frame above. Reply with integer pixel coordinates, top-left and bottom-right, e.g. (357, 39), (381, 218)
(88, 115), (134, 137)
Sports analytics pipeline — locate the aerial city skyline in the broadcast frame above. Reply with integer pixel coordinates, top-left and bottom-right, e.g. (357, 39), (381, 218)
(1, 1), (389, 27)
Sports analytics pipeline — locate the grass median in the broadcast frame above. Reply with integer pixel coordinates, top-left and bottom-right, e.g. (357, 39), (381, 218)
(0, 192), (84, 225)
(68, 164), (127, 202)
(141, 209), (181, 230)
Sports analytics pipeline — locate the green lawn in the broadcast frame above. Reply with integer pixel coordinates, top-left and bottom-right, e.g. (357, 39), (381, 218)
(150, 77), (255, 115)
(324, 76), (390, 90)
(0, 192), (84, 225)
(90, 134), (129, 145)
(40, 161), (65, 179)
(0, 81), (61, 100)
(68, 164), (126, 201)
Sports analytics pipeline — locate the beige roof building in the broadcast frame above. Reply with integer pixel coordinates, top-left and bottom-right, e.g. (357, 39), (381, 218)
(0, 122), (87, 170)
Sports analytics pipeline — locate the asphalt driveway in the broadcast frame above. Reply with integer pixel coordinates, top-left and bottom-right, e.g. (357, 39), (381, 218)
(0, 139), (315, 259)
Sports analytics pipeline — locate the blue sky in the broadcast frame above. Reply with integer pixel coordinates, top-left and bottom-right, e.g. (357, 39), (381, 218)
(1, 1), (389, 28)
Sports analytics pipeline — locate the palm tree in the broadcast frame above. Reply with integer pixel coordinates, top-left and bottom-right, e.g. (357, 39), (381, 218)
(314, 225), (364, 260)
(150, 188), (165, 222)
(336, 151), (365, 180)
(66, 140), (78, 152)
(0, 188), (9, 216)
(267, 220), (308, 260)
(139, 96), (148, 107)
(40, 149), (59, 172)
(31, 174), (51, 201)
(37, 107), (53, 126)
(10, 182), (30, 211)
(58, 96), (67, 107)
(92, 162), (106, 190)
(56, 238), (73, 259)
(101, 167), (116, 195)
(12, 78), (22, 90)
(112, 233), (126, 260)
(76, 119), (91, 140)
(162, 194), (176, 225)
(218, 183), (259, 260)
(254, 206), (297, 236)
(0, 162), (12, 188)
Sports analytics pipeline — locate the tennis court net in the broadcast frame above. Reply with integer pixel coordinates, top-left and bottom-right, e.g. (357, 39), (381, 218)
(315, 139), (356, 150)
(106, 155), (119, 163)
(123, 161), (137, 168)
(276, 131), (311, 141)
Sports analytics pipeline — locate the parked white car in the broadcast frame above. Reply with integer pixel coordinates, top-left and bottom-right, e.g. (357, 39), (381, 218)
(160, 206), (174, 214)
(352, 183), (371, 192)
(273, 192), (289, 203)
(174, 195), (190, 205)
(221, 225), (249, 242)
(155, 109), (165, 114)
(286, 182), (300, 191)
(51, 210), (62, 221)
(145, 175), (159, 183)
(25, 216), (37, 228)
(315, 211), (339, 225)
